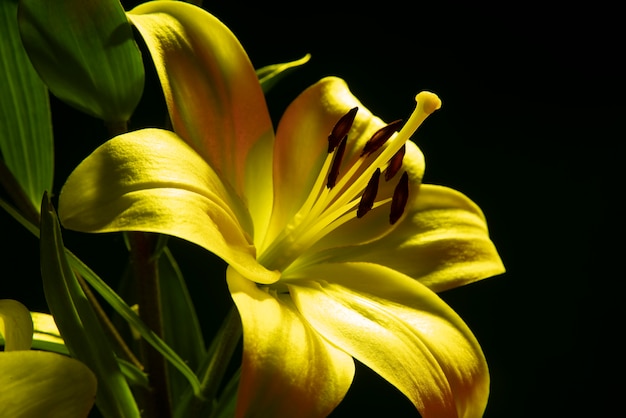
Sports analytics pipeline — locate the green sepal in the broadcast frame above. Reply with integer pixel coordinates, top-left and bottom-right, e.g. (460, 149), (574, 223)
(0, 0), (53, 217)
(18, 0), (144, 123)
(39, 193), (141, 418)
(256, 53), (311, 93)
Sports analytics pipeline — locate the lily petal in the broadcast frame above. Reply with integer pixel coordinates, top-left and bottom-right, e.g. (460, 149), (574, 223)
(127, 1), (274, 236)
(295, 185), (504, 291)
(289, 262), (489, 418)
(0, 299), (33, 351)
(59, 128), (279, 284)
(264, 77), (388, 247)
(0, 350), (96, 418)
(227, 267), (354, 418)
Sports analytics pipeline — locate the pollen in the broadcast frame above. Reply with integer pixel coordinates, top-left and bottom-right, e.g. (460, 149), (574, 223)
(361, 120), (403, 157)
(258, 90), (440, 272)
(328, 107), (358, 152)
(357, 168), (381, 218)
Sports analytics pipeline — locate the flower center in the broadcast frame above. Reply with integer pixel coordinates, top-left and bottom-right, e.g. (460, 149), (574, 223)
(257, 91), (441, 273)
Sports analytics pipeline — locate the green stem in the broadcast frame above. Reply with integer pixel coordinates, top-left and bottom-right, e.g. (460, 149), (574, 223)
(129, 231), (172, 418)
(0, 158), (40, 225)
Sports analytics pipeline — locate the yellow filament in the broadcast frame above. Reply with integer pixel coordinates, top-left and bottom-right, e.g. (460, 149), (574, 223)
(258, 91), (441, 272)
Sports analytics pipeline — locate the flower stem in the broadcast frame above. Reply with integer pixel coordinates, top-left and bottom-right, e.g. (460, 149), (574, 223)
(129, 231), (172, 418)
(0, 158), (40, 226)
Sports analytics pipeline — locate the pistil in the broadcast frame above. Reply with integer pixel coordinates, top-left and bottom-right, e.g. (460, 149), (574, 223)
(257, 91), (441, 272)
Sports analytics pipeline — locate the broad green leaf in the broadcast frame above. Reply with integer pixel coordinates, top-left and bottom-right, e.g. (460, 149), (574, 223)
(18, 0), (144, 123)
(39, 193), (141, 418)
(159, 247), (205, 404)
(256, 53), (311, 93)
(0, 0), (53, 216)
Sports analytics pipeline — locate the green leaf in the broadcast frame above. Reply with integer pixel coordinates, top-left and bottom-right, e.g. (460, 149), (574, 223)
(0, 194), (203, 398)
(256, 53), (311, 93)
(39, 193), (141, 418)
(67, 248), (204, 398)
(159, 247), (206, 404)
(18, 0), (144, 123)
(212, 368), (240, 418)
(30, 311), (150, 389)
(0, 0), (53, 216)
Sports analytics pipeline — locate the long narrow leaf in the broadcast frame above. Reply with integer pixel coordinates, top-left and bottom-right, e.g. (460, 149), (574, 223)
(1, 195), (203, 397)
(160, 246), (206, 404)
(30, 312), (149, 389)
(0, 0), (53, 214)
(39, 193), (141, 418)
(68, 249), (203, 397)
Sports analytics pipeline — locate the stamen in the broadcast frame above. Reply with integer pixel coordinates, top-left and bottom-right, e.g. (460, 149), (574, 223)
(357, 168), (380, 218)
(389, 172), (409, 224)
(361, 119), (403, 157)
(326, 135), (347, 188)
(328, 107), (358, 152)
(385, 144), (405, 181)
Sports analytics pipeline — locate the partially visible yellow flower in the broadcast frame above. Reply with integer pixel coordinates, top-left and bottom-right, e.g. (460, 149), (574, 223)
(0, 299), (96, 418)
(59, 2), (504, 417)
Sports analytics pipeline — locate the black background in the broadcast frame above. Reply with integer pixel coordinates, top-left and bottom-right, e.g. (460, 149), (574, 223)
(3, 2), (624, 417)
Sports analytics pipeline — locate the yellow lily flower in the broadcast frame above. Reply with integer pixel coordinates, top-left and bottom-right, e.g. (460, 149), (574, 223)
(0, 299), (96, 418)
(58, 2), (504, 417)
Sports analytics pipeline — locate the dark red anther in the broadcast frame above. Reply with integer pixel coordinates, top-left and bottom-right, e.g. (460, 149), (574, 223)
(326, 135), (347, 188)
(384, 144), (406, 181)
(360, 119), (403, 157)
(328, 107), (358, 152)
(357, 168), (380, 218)
(389, 172), (409, 224)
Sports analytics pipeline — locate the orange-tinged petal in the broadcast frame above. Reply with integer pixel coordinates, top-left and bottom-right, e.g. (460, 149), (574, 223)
(127, 1), (274, 236)
(0, 351), (96, 418)
(227, 267), (354, 418)
(59, 129), (279, 284)
(289, 262), (489, 418)
(292, 185), (504, 291)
